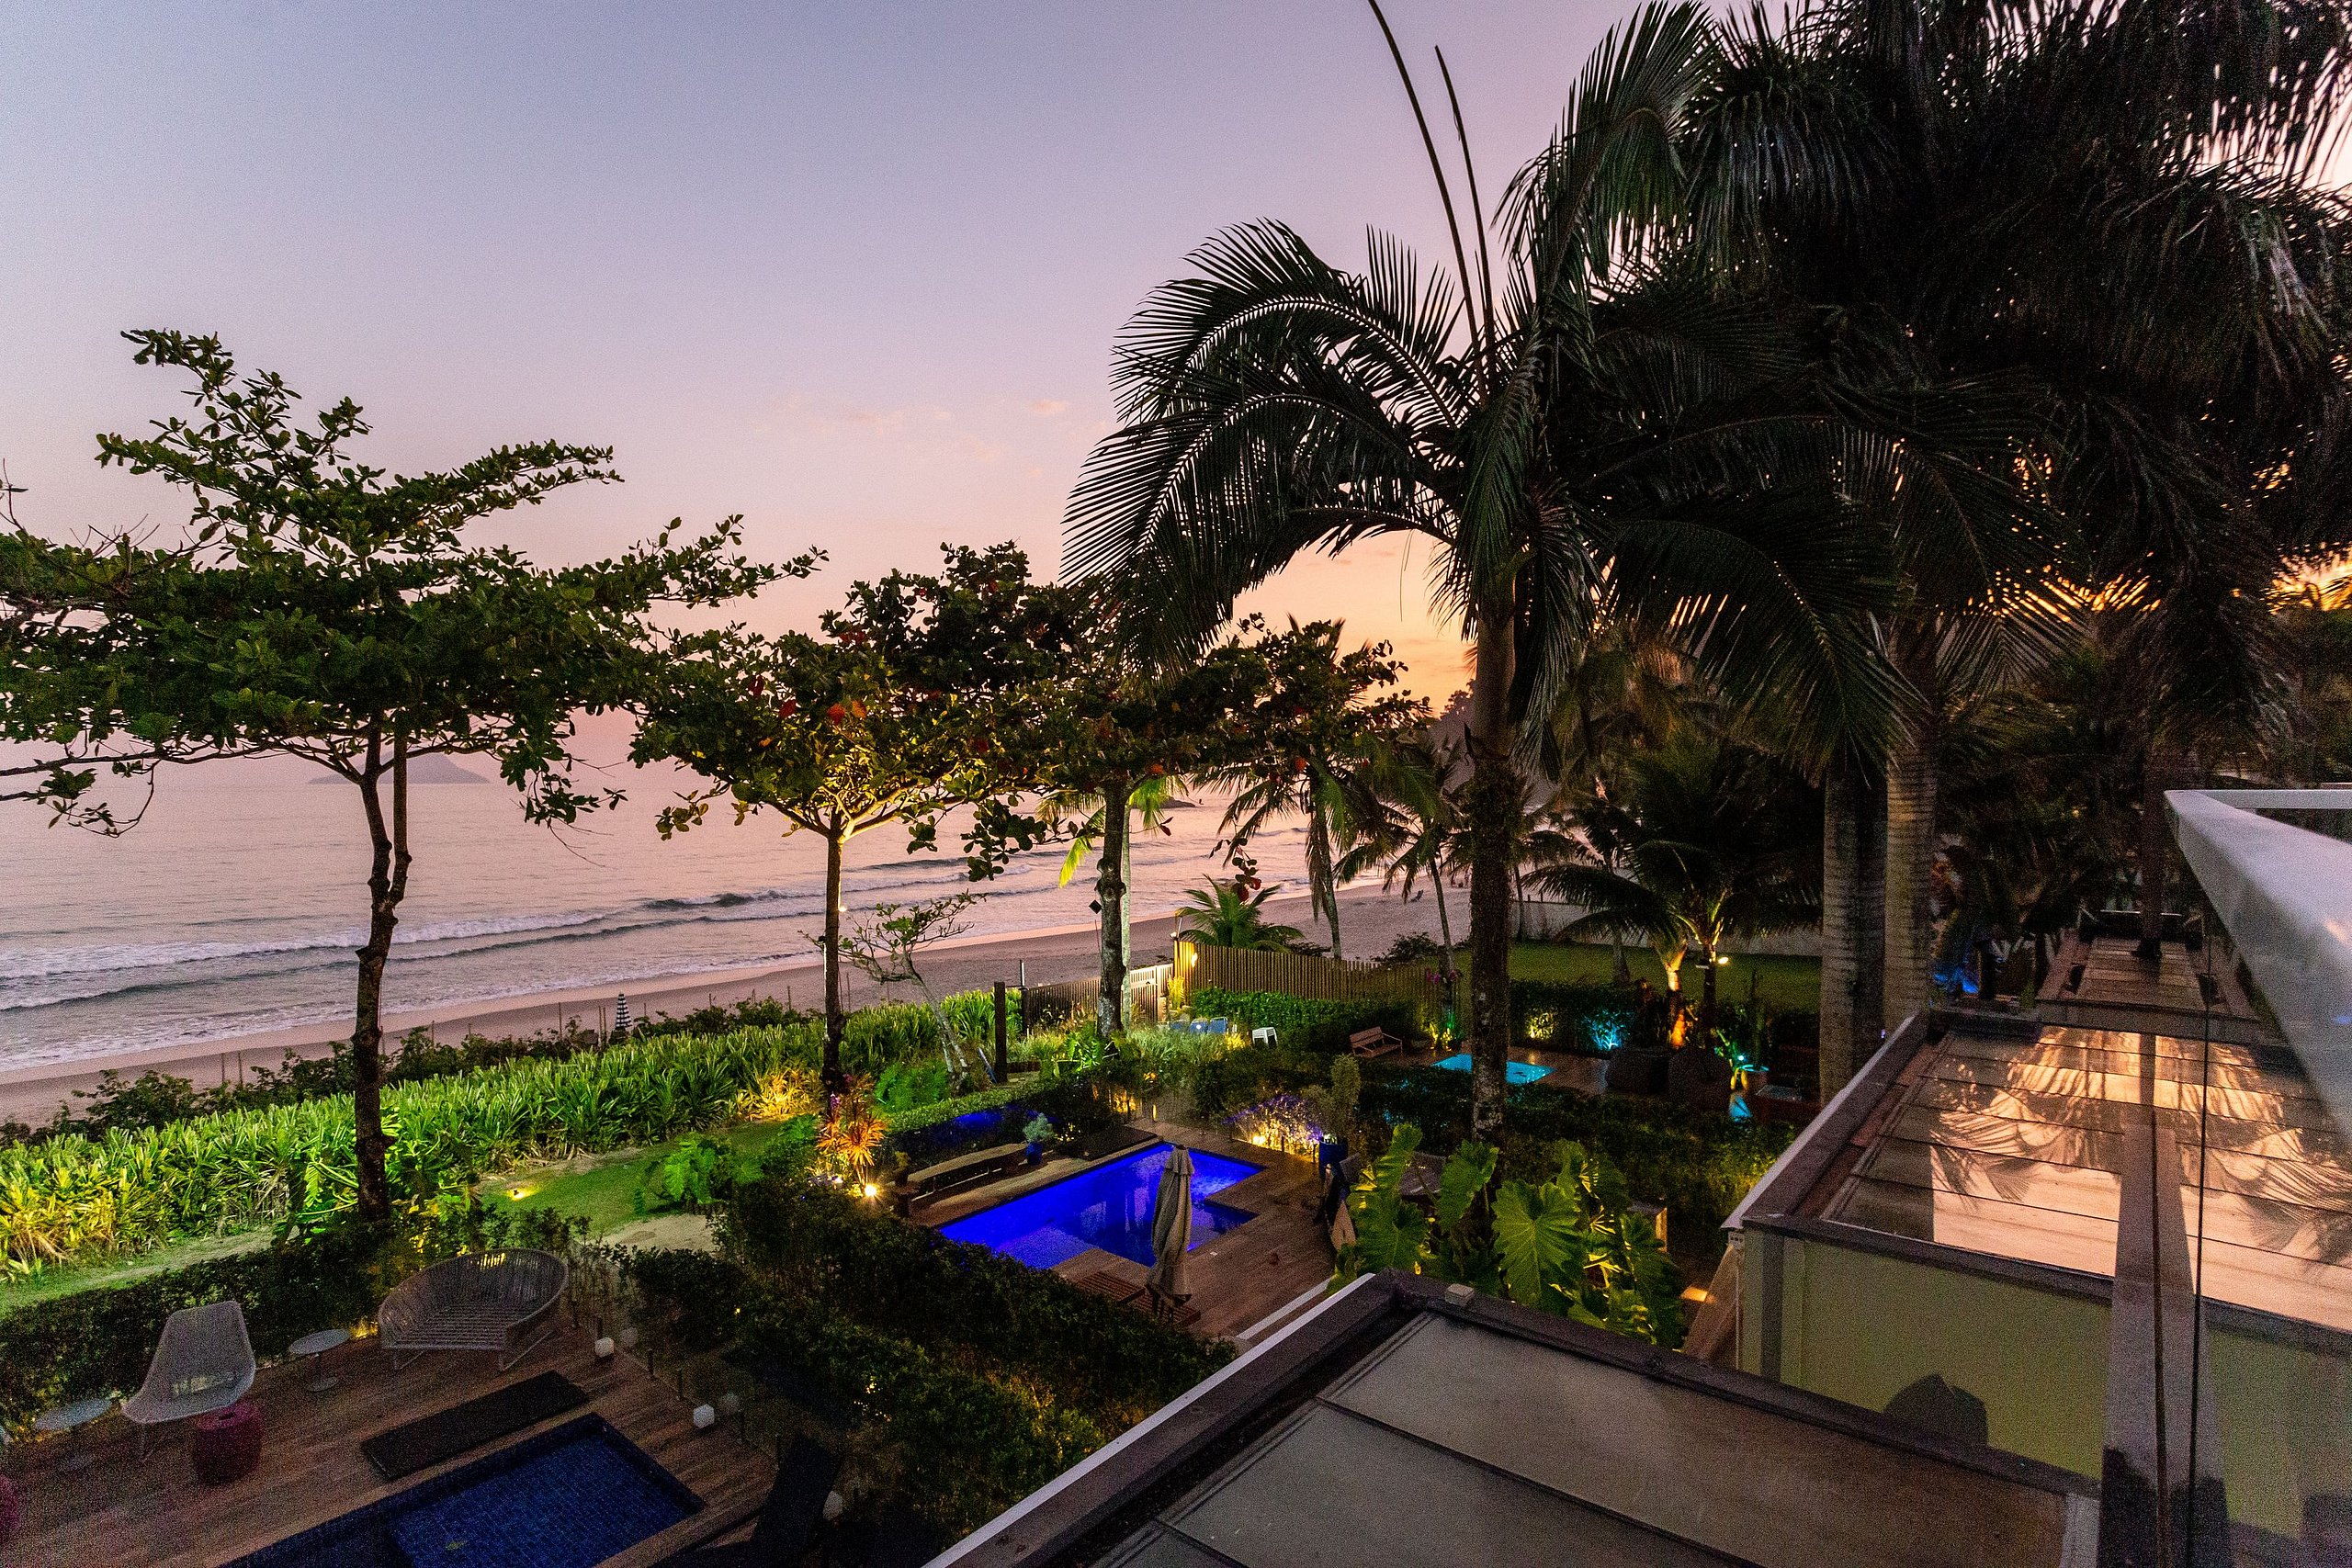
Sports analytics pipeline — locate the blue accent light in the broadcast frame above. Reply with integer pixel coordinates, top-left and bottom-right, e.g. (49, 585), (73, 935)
(1432, 1053), (1552, 1085)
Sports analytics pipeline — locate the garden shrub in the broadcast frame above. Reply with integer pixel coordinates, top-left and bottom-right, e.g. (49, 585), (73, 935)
(720, 1179), (1228, 1416)
(1510, 980), (1639, 1055)
(881, 1072), (1126, 1167)
(1185, 987), (1419, 1054)
(1184, 1041), (1325, 1122)
(738, 1293), (1103, 1531)
(1357, 1065), (1792, 1258)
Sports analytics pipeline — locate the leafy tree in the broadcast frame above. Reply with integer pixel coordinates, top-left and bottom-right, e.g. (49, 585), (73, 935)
(0, 332), (780, 1219)
(1529, 729), (1820, 1044)
(1065, 5), (1903, 1139)
(633, 545), (1050, 1089)
(836, 892), (990, 1087)
(1013, 612), (1418, 1033)
(1691, 0), (2352, 1037)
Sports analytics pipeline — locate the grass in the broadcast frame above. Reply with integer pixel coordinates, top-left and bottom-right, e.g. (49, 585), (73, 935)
(0, 1228), (276, 1317)
(476, 1120), (798, 1235)
(1510, 942), (1820, 1011)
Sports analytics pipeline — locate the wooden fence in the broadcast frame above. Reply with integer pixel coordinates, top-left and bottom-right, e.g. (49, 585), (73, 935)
(1175, 938), (1442, 1010)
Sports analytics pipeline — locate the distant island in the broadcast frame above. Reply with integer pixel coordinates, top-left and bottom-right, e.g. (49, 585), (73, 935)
(309, 754), (492, 784)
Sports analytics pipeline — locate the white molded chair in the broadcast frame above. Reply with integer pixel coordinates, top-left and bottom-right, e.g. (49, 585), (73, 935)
(123, 1301), (254, 1456)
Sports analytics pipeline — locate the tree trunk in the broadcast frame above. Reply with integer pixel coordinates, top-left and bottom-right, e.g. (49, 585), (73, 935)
(822, 827), (845, 1092)
(1097, 776), (1132, 1036)
(1699, 943), (1719, 1050)
(1464, 612), (1519, 1143)
(1430, 854), (1458, 1037)
(350, 730), (412, 1224)
(1883, 629), (1941, 1031)
(1819, 760), (1865, 1094)
(2135, 743), (2173, 959)
(1855, 767), (1886, 1057)
(1308, 798), (1342, 959)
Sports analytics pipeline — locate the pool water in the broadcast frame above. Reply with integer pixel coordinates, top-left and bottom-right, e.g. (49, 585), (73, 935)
(940, 1143), (1260, 1269)
(231, 1416), (698, 1568)
(1433, 1053), (1553, 1085)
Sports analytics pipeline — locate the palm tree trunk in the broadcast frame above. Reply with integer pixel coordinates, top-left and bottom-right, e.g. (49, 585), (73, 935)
(1097, 776), (1132, 1035)
(2135, 743), (2173, 958)
(349, 729), (411, 1223)
(1819, 759), (1867, 1094)
(1464, 614), (1519, 1143)
(1308, 796), (1341, 958)
(1856, 769), (1885, 1057)
(822, 826), (846, 1092)
(1429, 857), (1459, 1036)
(1883, 627), (1941, 1030)
(1699, 942), (1719, 1049)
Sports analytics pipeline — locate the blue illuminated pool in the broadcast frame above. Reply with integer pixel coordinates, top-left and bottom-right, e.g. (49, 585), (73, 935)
(940, 1143), (1260, 1269)
(231, 1415), (698, 1568)
(1433, 1053), (1552, 1085)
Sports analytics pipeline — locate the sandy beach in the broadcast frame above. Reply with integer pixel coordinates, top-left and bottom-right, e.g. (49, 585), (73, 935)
(0, 885), (1449, 1122)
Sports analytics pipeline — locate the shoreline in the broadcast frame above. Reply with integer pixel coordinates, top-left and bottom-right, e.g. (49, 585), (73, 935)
(0, 886), (1447, 1122)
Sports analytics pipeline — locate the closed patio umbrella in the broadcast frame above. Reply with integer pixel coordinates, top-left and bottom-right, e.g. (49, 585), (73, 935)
(1147, 1145), (1195, 1313)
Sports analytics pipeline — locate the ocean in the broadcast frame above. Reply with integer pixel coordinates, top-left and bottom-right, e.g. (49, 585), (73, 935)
(0, 761), (1314, 1072)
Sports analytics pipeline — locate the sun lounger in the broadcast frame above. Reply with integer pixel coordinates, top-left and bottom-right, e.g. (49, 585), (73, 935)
(659, 1435), (840, 1566)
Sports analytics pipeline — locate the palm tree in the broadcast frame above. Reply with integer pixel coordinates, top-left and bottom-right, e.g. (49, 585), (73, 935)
(1530, 730), (1821, 1044)
(1336, 730), (1468, 1015)
(1067, 4), (1899, 1138)
(1692, 0), (2352, 1049)
(1176, 864), (1306, 952)
(1049, 770), (1183, 1028)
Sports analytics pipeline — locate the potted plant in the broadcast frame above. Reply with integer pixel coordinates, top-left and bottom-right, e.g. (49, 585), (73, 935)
(1023, 1113), (1056, 1166)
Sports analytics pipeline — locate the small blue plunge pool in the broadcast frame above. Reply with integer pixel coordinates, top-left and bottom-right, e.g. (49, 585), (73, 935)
(232, 1415), (697, 1568)
(1433, 1052), (1552, 1085)
(940, 1143), (1260, 1269)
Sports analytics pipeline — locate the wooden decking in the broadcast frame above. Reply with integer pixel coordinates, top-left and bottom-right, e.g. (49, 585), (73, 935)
(4, 1320), (774, 1568)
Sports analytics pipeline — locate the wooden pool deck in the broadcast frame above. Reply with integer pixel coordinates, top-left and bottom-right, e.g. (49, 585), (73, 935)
(3, 1320), (774, 1568)
(916, 1121), (1338, 1343)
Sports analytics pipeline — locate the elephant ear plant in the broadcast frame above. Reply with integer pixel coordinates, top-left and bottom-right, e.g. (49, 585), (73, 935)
(1333, 1124), (1683, 1346)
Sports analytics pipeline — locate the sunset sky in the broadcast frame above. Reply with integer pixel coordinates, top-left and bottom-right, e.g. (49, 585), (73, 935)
(0, 1), (1654, 705)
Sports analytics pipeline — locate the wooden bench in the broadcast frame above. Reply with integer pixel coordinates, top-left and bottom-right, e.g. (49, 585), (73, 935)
(1348, 1026), (1404, 1059)
(893, 1140), (1029, 1214)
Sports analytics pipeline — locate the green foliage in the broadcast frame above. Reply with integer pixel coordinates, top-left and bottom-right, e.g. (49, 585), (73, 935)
(635, 1132), (763, 1215)
(1175, 875), (1304, 952)
(0, 1028), (813, 1274)
(617, 1178), (1231, 1529)
(1334, 1123), (1683, 1345)
(1021, 1113), (1056, 1146)
(1357, 1065), (1792, 1259)
(874, 1059), (952, 1115)
(1186, 987), (1419, 1055)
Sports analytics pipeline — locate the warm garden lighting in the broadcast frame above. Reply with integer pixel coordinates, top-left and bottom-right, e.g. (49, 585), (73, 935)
(506, 1184), (533, 1201)
(860, 1181), (878, 1201)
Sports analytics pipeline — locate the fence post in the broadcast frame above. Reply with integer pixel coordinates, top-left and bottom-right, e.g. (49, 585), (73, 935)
(993, 982), (1009, 1082)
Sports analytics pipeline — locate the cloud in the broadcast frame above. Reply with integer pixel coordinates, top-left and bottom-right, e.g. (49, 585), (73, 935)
(1029, 399), (1069, 416)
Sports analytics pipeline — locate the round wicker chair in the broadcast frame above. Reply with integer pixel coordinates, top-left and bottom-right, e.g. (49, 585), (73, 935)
(379, 1249), (569, 1371)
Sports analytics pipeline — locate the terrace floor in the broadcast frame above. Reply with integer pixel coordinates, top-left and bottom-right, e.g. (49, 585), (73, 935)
(4, 1319), (775, 1568)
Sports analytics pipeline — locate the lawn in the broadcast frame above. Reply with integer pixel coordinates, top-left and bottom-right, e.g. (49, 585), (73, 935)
(1510, 941), (1820, 1012)
(477, 1119), (804, 1235)
(0, 1228), (276, 1317)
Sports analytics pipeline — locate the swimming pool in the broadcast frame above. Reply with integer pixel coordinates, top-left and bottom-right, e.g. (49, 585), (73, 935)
(230, 1415), (699, 1568)
(939, 1143), (1260, 1269)
(1433, 1053), (1553, 1085)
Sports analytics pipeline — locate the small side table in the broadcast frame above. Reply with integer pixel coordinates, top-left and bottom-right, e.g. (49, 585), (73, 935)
(288, 1328), (352, 1393)
(33, 1396), (113, 1472)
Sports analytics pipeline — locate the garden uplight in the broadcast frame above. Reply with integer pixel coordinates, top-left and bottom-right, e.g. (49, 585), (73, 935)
(506, 1184), (533, 1201)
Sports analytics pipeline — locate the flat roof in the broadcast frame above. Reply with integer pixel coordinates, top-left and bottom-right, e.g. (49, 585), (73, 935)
(1760, 1016), (2352, 1333)
(941, 1274), (2096, 1568)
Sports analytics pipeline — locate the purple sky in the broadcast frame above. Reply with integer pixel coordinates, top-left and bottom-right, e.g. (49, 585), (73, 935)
(6, 2), (1640, 702)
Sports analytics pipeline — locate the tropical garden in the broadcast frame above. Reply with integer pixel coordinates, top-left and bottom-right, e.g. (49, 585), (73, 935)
(3, 0), (2351, 1541)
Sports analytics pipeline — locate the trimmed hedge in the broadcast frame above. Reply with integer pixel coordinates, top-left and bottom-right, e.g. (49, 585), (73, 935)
(1186, 987), (1419, 1054)
(882, 1076), (1126, 1167)
(622, 1179), (1231, 1530)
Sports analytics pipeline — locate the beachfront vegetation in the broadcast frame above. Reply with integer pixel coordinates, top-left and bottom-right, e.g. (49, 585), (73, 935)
(0, 332), (799, 1222)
